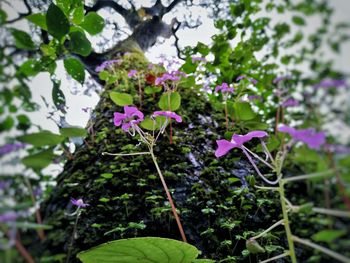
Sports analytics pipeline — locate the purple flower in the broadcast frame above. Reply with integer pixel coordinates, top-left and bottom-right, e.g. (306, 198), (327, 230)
(152, 111), (182, 123)
(282, 98), (299, 108)
(313, 78), (347, 89)
(114, 106), (144, 132)
(215, 82), (234, 94)
(273, 75), (291, 84)
(0, 143), (27, 156)
(0, 181), (10, 190)
(191, 56), (206, 63)
(71, 198), (89, 208)
(0, 211), (18, 222)
(278, 125), (326, 150)
(236, 75), (257, 85)
(127, 69), (138, 78)
(155, 72), (179, 86)
(95, 59), (122, 72)
(324, 144), (350, 154)
(215, 131), (268, 157)
(247, 95), (263, 102)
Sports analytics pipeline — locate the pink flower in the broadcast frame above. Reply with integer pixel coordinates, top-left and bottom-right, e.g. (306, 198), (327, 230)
(71, 198), (89, 208)
(282, 98), (299, 108)
(95, 59), (122, 72)
(127, 69), (138, 78)
(152, 111), (182, 123)
(236, 75), (258, 85)
(278, 125), (326, 150)
(114, 106), (144, 132)
(215, 131), (268, 157)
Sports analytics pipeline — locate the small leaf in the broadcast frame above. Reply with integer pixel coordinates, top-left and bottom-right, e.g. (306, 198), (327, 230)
(100, 173), (113, 179)
(158, 92), (181, 111)
(140, 116), (167, 131)
(72, 6), (84, 25)
(0, 9), (7, 25)
(13, 222), (52, 230)
(59, 127), (87, 137)
(11, 29), (36, 50)
(52, 80), (66, 110)
(19, 59), (42, 77)
(63, 57), (85, 84)
(69, 31), (92, 56)
(18, 130), (65, 147)
(22, 149), (56, 170)
(81, 12), (105, 35)
(234, 102), (256, 121)
(26, 13), (47, 30)
(0, 116), (14, 132)
(292, 16), (306, 26)
(77, 237), (200, 263)
(109, 92), (133, 106)
(312, 230), (346, 243)
(46, 3), (70, 40)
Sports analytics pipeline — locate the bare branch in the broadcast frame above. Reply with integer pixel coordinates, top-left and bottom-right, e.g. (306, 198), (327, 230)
(172, 19), (185, 60)
(5, 0), (32, 24)
(165, 0), (184, 13)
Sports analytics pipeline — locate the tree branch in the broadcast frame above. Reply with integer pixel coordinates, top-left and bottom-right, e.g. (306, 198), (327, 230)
(172, 19), (185, 60)
(5, 0), (32, 24)
(165, 0), (184, 13)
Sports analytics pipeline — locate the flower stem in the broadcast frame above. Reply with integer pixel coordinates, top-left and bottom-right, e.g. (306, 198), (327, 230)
(279, 179), (297, 263)
(250, 219), (284, 240)
(284, 170), (333, 182)
(259, 251), (290, 263)
(102, 151), (150, 156)
(66, 210), (80, 263)
(224, 102), (229, 130)
(149, 148), (187, 242)
(292, 235), (350, 263)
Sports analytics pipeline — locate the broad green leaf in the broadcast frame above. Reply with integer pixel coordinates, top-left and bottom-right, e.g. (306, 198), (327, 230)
(110, 92), (133, 106)
(26, 13), (47, 30)
(59, 127), (87, 137)
(234, 102), (256, 121)
(0, 9), (7, 25)
(158, 92), (181, 111)
(11, 29), (36, 50)
(140, 116), (167, 131)
(18, 130), (65, 147)
(312, 230), (346, 243)
(69, 31), (92, 56)
(292, 16), (306, 26)
(0, 116), (14, 132)
(52, 80), (66, 109)
(63, 57), (85, 84)
(77, 237), (201, 263)
(46, 3), (70, 40)
(19, 59), (42, 77)
(144, 86), (162, 95)
(22, 149), (56, 170)
(81, 12), (105, 35)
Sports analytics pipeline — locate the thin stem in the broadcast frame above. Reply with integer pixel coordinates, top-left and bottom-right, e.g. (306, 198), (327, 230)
(242, 146), (275, 169)
(284, 170), (334, 182)
(255, 185), (279, 191)
(102, 151), (150, 156)
(279, 180), (297, 263)
(292, 235), (350, 263)
(251, 219), (284, 240)
(312, 207), (350, 218)
(138, 76), (143, 108)
(260, 140), (275, 163)
(242, 148), (282, 185)
(149, 148), (187, 242)
(224, 101), (229, 130)
(14, 235), (35, 263)
(66, 210), (80, 263)
(259, 251), (290, 263)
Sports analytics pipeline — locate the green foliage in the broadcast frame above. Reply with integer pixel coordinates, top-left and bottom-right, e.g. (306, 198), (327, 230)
(110, 92), (133, 106)
(80, 12), (105, 35)
(64, 57), (85, 84)
(21, 148), (56, 170)
(59, 127), (87, 137)
(68, 31), (92, 56)
(158, 92), (181, 111)
(312, 230), (346, 243)
(52, 80), (66, 109)
(11, 29), (36, 50)
(17, 130), (65, 147)
(46, 3), (70, 40)
(77, 237), (213, 263)
(26, 13), (47, 30)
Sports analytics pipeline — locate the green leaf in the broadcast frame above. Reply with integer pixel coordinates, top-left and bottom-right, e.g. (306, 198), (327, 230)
(312, 230), (346, 243)
(52, 80), (66, 110)
(11, 29), (36, 50)
(100, 173), (113, 179)
(69, 31), (92, 56)
(26, 13), (47, 30)
(13, 222), (53, 230)
(0, 116), (14, 132)
(292, 16), (306, 26)
(59, 127), (87, 137)
(72, 6), (84, 25)
(22, 149), (56, 170)
(46, 3), (70, 40)
(158, 92), (181, 111)
(140, 116), (167, 131)
(109, 92), (133, 106)
(234, 102), (256, 121)
(17, 130), (65, 147)
(81, 12), (105, 35)
(63, 57), (85, 84)
(0, 9), (7, 25)
(77, 237), (202, 263)
(19, 59), (42, 77)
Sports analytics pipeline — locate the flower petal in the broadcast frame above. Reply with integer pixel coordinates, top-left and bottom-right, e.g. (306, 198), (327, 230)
(215, 139), (237, 157)
(113, 112), (125, 126)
